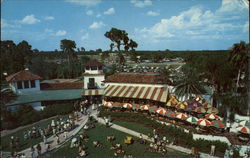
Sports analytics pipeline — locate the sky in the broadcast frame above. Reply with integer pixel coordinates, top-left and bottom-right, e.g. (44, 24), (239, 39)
(1, 0), (249, 51)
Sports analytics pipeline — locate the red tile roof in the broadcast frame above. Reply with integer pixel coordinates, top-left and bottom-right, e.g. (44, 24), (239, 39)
(85, 59), (104, 67)
(6, 70), (42, 82)
(40, 82), (83, 90)
(104, 73), (166, 84)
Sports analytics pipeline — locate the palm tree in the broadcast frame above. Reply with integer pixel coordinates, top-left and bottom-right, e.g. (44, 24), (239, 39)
(229, 41), (248, 92)
(175, 80), (207, 99)
(60, 39), (77, 64)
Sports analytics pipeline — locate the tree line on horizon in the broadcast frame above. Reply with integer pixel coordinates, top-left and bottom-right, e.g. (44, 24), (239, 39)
(1, 28), (249, 118)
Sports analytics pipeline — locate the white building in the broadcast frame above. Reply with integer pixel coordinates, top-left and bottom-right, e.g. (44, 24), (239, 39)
(6, 70), (42, 94)
(5, 70), (43, 110)
(81, 60), (105, 103)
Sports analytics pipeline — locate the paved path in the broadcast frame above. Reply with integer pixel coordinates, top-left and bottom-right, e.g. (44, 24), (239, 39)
(91, 111), (219, 158)
(1, 113), (88, 158)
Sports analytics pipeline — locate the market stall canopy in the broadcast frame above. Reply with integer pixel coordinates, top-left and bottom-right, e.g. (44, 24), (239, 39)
(197, 119), (211, 126)
(123, 103), (133, 108)
(104, 85), (168, 103)
(82, 89), (104, 96)
(211, 120), (225, 128)
(236, 126), (250, 134)
(185, 116), (198, 124)
(239, 120), (250, 127)
(205, 114), (221, 120)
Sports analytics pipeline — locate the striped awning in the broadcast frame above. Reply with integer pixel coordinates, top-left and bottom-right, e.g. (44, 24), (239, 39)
(82, 89), (104, 96)
(104, 85), (168, 103)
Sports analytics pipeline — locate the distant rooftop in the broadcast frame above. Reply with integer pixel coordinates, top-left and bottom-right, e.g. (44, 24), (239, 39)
(85, 59), (104, 67)
(6, 70), (42, 82)
(104, 73), (166, 84)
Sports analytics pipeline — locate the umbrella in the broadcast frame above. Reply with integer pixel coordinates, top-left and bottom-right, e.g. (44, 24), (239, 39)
(195, 107), (207, 113)
(123, 103), (133, 109)
(156, 108), (167, 115)
(197, 119), (211, 126)
(140, 105), (150, 111)
(211, 120), (225, 128)
(185, 116), (198, 124)
(132, 104), (141, 110)
(236, 126), (250, 134)
(149, 106), (158, 113)
(176, 113), (188, 120)
(203, 102), (212, 108)
(187, 105), (197, 111)
(195, 96), (203, 102)
(176, 103), (188, 110)
(206, 107), (218, 114)
(205, 114), (221, 120)
(166, 101), (173, 107)
(104, 101), (114, 107)
(239, 120), (250, 127)
(113, 102), (122, 108)
(165, 111), (176, 118)
(166, 100), (177, 107)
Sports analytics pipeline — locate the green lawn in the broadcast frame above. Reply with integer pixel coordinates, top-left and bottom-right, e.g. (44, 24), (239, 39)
(113, 120), (174, 142)
(47, 123), (191, 158)
(0, 115), (68, 152)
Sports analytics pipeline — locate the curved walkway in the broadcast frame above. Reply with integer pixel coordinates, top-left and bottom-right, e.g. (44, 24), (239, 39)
(1, 116), (58, 137)
(1, 113), (88, 158)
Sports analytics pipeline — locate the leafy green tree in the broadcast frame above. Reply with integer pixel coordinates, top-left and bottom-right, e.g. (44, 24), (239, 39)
(0, 40), (34, 81)
(104, 28), (138, 65)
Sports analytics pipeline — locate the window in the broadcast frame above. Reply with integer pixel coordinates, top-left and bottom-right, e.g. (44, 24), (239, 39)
(86, 66), (90, 70)
(17, 81), (23, 89)
(31, 80), (36, 88)
(91, 66), (97, 70)
(24, 81), (29, 88)
(98, 66), (102, 70)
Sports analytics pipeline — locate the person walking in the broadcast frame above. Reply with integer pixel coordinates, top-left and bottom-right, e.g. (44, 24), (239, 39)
(210, 144), (216, 156)
(30, 146), (35, 158)
(36, 143), (42, 156)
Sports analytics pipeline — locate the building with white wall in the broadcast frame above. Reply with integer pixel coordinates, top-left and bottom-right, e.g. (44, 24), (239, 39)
(6, 70), (42, 94)
(81, 60), (105, 103)
(5, 70), (43, 110)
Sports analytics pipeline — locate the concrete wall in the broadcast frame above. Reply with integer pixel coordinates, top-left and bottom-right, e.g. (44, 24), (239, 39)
(7, 101), (43, 111)
(84, 75), (105, 89)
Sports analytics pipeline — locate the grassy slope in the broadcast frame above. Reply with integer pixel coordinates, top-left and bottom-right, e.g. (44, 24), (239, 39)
(48, 123), (190, 158)
(1, 115), (68, 152)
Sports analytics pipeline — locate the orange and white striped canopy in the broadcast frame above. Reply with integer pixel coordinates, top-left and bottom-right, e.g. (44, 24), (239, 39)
(156, 108), (167, 115)
(103, 101), (114, 107)
(176, 113), (188, 120)
(140, 105), (150, 110)
(205, 113), (221, 120)
(82, 89), (104, 96)
(123, 103), (133, 108)
(197, 119), (211, 126)
(104, 85), (168, 103)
